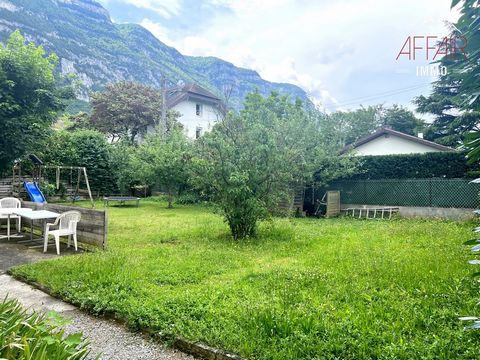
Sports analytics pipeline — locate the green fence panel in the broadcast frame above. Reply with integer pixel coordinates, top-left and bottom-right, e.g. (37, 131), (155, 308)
(327, 178), (480, 208)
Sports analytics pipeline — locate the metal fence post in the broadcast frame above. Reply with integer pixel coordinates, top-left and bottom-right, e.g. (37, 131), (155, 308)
(428, 178), (432, 207)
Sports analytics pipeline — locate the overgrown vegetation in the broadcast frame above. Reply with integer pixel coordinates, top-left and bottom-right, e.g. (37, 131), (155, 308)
(194, 92), (356, 239)
(326, 104), (425, 147)
(0, 31), (73, 174)
(39, 129), (117, 195)
(10, 201), (480, 359)
(0, 297), (92, 359)
(135, 127), (192, 208)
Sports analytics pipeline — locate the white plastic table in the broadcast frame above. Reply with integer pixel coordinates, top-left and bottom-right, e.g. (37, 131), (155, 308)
(14, 210), (60, 243)
(0, 208), (32, 240)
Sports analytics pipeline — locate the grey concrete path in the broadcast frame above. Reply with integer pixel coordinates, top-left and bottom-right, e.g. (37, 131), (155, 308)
(0, 274), (193, 360)
(0, 237), (77, 273)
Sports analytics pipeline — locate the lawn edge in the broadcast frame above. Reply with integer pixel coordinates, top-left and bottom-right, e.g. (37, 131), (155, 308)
(7, 269), (244, 360)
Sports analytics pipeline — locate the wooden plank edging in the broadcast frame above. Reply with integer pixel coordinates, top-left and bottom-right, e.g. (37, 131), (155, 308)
(21, 201), (107, 250)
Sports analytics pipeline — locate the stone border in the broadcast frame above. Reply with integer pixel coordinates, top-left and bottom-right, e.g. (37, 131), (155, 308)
(8, 270), (243, 360)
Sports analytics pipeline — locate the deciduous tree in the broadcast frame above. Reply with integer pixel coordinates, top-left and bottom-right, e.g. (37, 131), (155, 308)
(0, 31), (72, 172)
(90, 81), (163, 144)
(193, 92), (356, 240)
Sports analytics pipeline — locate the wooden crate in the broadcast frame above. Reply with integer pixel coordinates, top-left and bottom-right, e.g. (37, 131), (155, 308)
(325, 191), (340, 218)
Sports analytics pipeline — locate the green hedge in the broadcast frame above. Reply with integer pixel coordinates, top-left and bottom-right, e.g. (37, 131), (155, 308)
(347, 152), (476, 179)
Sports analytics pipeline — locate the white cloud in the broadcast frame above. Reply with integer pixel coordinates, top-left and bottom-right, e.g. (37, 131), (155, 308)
(124, 0), (182, 18)
(140, 18), (175, 46)
(181, 36), (216, 56)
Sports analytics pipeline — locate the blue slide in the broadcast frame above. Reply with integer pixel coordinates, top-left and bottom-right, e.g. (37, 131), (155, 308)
(23, 182), (47, 203)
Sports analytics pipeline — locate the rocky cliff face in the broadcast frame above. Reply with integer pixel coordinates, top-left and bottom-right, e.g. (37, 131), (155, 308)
(0, 0), (309, 110)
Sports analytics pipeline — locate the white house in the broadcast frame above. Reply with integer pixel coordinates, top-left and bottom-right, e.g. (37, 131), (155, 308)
(165, 83), (225, 139)
(341, 127), (454, 156)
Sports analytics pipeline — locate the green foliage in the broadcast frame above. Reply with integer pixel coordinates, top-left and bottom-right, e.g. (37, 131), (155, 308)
(89, 81), (163, 144)
(0, 30), (73, 173)
(0, 297), (92, 359)
(108, 141), (142, 195)
(62, 112), (94, 131)
(40, 129), (116, 194)
(346, 152), (474, 180)
(382, 104), (425, 135)
(455, 0), (480, 162)
(414, 92), (462, 146)
(63, 99), (91, 115)
(329, 104), (424, 147)
(328, 105), (382, 146)
(194, 92), (356, 239)
(460, 212), (480, 330)
(10, 201), (480, 359)
(135, 127), (192, 208)
(415, 0), (480, 148)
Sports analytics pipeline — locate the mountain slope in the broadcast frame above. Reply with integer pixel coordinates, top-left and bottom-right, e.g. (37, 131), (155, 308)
(0, 0), (309, 110)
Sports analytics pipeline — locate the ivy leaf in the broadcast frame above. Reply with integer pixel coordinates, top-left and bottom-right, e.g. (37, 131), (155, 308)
(64, 332), (83, 346)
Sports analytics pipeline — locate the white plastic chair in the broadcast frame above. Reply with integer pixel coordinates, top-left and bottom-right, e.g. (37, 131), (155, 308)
(0, 197), (22, 232)
(44, 211), (81, 255)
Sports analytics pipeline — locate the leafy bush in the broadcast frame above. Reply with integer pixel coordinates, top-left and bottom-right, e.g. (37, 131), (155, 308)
(346, 152), (475, 180)
(0, 297), (93, 359)
(134, 127), (192, 208)
(175, 192), (203, 205)
(108, 141), (143, 195)
(39, 129), (117, 195)
(194, 92), (357, 239)
(38, 181), (56, 198)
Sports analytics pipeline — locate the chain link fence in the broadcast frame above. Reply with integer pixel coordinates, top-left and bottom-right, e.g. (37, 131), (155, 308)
(324, 178), (480, 208)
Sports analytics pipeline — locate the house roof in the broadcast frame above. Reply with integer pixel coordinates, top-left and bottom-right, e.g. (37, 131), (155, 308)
(166, 83), (223, 109)
(340, 127), (455, 154)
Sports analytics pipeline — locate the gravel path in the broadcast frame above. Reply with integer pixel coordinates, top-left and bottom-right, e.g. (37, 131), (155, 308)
(0, 274), (193, 360)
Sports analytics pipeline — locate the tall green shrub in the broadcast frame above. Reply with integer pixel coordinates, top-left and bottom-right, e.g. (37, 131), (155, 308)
(134, 127), (192, 208)
(0, 31), (73, 173)
(346, 152), (474, 180)
(194, 92), (357, 239)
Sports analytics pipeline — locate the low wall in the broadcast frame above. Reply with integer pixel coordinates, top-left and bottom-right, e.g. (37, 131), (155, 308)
(21, 202), (107, 249)
(341, 204), (475, 221)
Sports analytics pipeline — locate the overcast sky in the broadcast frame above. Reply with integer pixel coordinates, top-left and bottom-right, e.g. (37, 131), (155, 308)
(98, 0), (460, 114)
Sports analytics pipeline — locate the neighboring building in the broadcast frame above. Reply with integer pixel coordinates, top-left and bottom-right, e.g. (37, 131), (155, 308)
(341, 127), (454, 156)
(165, 83), (225, 139)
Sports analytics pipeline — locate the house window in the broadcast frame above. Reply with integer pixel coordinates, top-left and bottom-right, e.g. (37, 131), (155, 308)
(195, 126), (203, 139)
(195, 103), (202, 116)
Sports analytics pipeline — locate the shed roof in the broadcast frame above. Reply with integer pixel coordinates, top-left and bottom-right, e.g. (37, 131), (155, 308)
(340, 127), (455, 154)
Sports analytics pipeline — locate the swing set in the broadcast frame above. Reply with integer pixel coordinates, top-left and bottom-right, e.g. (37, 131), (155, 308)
(38, 165), (94, 207)
(13, 155), (95, 207)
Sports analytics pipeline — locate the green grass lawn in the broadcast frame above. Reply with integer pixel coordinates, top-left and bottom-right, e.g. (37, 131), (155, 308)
(11, 200), (480, 359)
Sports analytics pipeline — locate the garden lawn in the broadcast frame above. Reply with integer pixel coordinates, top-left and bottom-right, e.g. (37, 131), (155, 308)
(11, 200), (480, 359)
